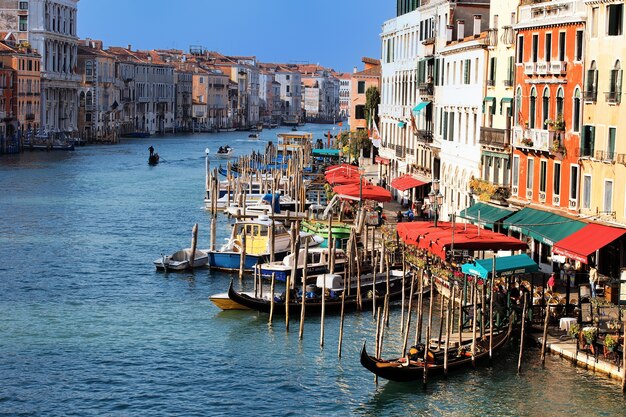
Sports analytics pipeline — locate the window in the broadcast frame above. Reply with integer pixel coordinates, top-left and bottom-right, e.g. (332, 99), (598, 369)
(512, 155), (520, 190)
(19, 15), (27, 31)
(545, 33), (552, 62)
(506, 56), (514, 85)
(591, 7), (598, 37)
(529, 88), (537, 129)
(608, 60), (622, 104)
(85, 61), (93, 77)
(489, 57), (496, 85)
(19, 1), (28, 10)
(575, 30), (584, 61)
(542, 88), (550, 129)
(570, 165), (579, 200)
(355, 105), (365, 119)
(556, 88), (564, 119)
(553, 162), (561, 196)
(199, 77), (204, 83)
(464, 59), (471, 84)
(604, 180), (614, 212)
(517, 35), (524, 63)
(608, 4), (624, 36)
(582, 125), (595, 157)
(442, 111), (448, 139)
(586, 61), (598, 101)
(583, 175), (592, 209)
(558, 32), (566, 61)
(358, 81), (365, 94)
(539, 160), (547, 193)
(608, 127), (616, 160)
(449, 112), (455, 141)
(515, 87), (522, 126)
(527, 158), (534, 190)
(573, 88), (581, 132)
(532, 34), (539, 63)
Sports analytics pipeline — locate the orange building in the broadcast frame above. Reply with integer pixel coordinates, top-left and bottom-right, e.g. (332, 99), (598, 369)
(349, 57), (381, 132)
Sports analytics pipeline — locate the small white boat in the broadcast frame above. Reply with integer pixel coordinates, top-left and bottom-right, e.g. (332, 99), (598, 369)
(216, 145), (234, 158)
(258, 247), (345, 282)
(154, 248), (209, 271)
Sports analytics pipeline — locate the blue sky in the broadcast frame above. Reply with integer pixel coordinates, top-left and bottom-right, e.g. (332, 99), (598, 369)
(78, 0), (395, 73)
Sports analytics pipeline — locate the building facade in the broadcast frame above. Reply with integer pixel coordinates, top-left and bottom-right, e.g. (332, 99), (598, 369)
(349, 57), (380, 132)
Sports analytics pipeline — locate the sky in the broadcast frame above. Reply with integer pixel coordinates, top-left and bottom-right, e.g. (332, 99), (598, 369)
(78, 0), (395, 73)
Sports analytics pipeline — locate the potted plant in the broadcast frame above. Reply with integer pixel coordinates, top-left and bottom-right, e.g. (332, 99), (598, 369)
(605, 334), (618, 352)
(568, 323), (581, 339)
(583, 327), (598, 345)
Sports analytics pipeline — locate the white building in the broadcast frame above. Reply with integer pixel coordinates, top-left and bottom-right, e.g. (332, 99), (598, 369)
(275, 69), (301, 122)
(437, 24), (489, 220)
(0, 0), (81, 133)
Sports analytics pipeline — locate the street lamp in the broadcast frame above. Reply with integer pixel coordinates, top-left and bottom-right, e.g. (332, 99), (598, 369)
(428, 179), (444, 227)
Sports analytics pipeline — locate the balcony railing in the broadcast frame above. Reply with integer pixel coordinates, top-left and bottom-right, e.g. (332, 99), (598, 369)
(487, 28), (498, 47)
(512, 127), (560, 153)
(486, 80), (495, 87)
(416, 129), (433, 143)
(501, 26), (514, 46)
(480, 127), (510, 148)
(550, 61), (567, 75)
(524, 63), (536, 75)
(583, 90), (597, 102)
(418, 82), (434, 97)
(579, 147), (594, 158)
(595, 150), (616, 161)
(536, 61), (549, 75)
(395, 144), (405, 158)
(605, 91), (622, 104)
(503, 79), (514, 87)
(617, 153), (626, 165)
(25, 113), (35, 120)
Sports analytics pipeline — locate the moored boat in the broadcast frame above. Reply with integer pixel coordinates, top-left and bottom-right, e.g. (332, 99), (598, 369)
(301, 219), (352, 248)
(359, 319), (514, 382)
(258, 247), (346, 282)
(154, 248), (209, 271)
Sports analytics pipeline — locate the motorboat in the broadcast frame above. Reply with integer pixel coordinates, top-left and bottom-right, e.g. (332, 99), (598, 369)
(216, 145), (234, 158)
(258, 247), (346, 282)
(248, 133), (259, 139)
(154, 248), (209, 271)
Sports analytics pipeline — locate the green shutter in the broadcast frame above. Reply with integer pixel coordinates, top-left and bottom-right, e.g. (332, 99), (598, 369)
(617, 69), (623, 103)
(434, 59), (440, 86)
(449, 112), (455, 141)
(608, 127), (616, 157)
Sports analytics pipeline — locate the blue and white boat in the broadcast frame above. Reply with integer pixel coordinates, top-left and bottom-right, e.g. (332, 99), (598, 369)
(258, 247), (345, 282)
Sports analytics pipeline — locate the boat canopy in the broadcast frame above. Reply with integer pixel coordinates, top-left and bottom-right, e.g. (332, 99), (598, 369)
(261, 193), (282, 213)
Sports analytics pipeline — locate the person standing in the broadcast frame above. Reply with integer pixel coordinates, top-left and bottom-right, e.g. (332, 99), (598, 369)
(547, 272), (556, 292)
(589, 265), (598, 298)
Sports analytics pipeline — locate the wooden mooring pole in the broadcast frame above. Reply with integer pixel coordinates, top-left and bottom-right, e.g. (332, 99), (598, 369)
(518, 295), (528, 374)
(540, 304), (550, 366)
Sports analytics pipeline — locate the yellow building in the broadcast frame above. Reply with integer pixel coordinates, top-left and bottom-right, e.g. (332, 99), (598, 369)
(580, 0), (626, 227)
(349, 57), (380, 132)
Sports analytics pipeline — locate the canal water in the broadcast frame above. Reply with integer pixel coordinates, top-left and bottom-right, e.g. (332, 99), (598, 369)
(0, 124), (623, 416)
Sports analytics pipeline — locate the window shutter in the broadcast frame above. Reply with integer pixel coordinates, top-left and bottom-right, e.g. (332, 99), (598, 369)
(590, 126), (595, 155)
(617, 69), (623, 103)
(508, 56), (513, 83)
(464, 59), (470, 84)
(449, 112), (455, 141)
(434, 59), (440, 86)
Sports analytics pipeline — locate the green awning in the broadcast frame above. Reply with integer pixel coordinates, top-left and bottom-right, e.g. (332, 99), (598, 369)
(459, 202), (516, 229)
(397, 121), (406, 128)
(500, 97), (513, 115)
(461, 254), (539, 279)
(502, 207), (586, 246)
(412, 101), (430, 113)
(482, 96), (496, 114)
(312, 149), (340, 157)
(482, 150), (509, 158)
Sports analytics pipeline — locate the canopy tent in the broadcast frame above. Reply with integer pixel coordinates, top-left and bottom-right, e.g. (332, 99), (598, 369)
(552, 223), (626, 264)
(375, 156), (391, 165)
(412, 101), (430, 113)
(325, 163), (359, 174)
(397, 221), (528, 259)
(325, 171), (368, 186)
(390, 174), (429, 192)
(458, 202), (516, 229)
(502, 207), (585, 246)
(333, 183), (392, 202)
(312, 149), (341, 157)
(461, 254), (538, 279)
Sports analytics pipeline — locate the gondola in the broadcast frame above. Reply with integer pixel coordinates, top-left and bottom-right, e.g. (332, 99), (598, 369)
(148, 153), (160, 165)
(226, 271), (421, 315)
(359, 319), (515, 382)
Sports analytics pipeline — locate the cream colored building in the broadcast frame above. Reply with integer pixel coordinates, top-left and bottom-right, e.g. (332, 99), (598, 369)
(580, 0), (626, 227)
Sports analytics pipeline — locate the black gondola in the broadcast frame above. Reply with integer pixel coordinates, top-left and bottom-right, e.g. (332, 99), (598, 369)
(359, 319), (514, 382)
(226, 273), (425, 315)
(148, 153), (160, 165)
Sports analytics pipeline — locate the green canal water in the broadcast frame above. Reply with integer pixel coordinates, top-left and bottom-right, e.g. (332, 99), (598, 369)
(0, 124), (623, 416)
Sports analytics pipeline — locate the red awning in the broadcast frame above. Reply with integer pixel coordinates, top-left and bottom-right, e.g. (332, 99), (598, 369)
(375, 156), (390, 165)
(391, 175), (428, 191)
(552, 224), (626, 264)
(325, 164), (359, 174)
(397, 221), (528, 260)
(325, 171), (368, 186)
(333, 183), (392, 202)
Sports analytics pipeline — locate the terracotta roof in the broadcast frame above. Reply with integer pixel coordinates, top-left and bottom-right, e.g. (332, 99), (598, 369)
(362, 57), (380, 65)
(353, 66), (381, 77)
(446, 31), (489, 47)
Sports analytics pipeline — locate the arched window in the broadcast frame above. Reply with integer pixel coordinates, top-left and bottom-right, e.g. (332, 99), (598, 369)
(85, 91), (92, 106)
(529, 87), (537, 129)
(585, 61), (598, 102)
(79, 91), (85, 107)
(542, 87), (550, 129)
(609, 60), (622, 104)
(556, 87), (564, 120)
(85, 61), (93, 77)
(573, 88), (581, 132)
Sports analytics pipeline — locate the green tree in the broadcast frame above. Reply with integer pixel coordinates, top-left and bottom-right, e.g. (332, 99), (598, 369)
(365, 86), (380, 128)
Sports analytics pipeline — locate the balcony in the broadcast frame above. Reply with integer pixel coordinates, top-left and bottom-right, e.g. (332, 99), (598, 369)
(536, 61), (549, 75)
(512, 127), (560, 153)
(501, 26), (514, 46)
(617, 154), (626, 165)
(25, 113), (35, 120)
(605, 91), (621, 104)
(395, 144), (405, 158)
(418, 82), (433, 98)
(487, 79), (495, 87)
(503, 79), (514, 87)
(524, 63), (536, 75)
(416, 129), (433, 143)
(595, 150), (616, 162)
(487, 28), (498, 47)
(583, 90), (597, 102)
(480, 127), (510, 149)
(550, 61), (567, 75)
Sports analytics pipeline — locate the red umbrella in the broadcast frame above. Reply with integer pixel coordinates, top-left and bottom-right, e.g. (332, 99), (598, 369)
(325, 164), (359, 174)
(333, 183), (392, 202)
(325, 170), (368, 185)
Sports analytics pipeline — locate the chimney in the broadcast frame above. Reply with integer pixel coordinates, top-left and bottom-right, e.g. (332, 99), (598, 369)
(447, 25), (453, 43)
(473, 15), (482, 37)
(457, 20), (465, 41)
(127, 44), (132, 51)
(353, 66), (357, 73)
